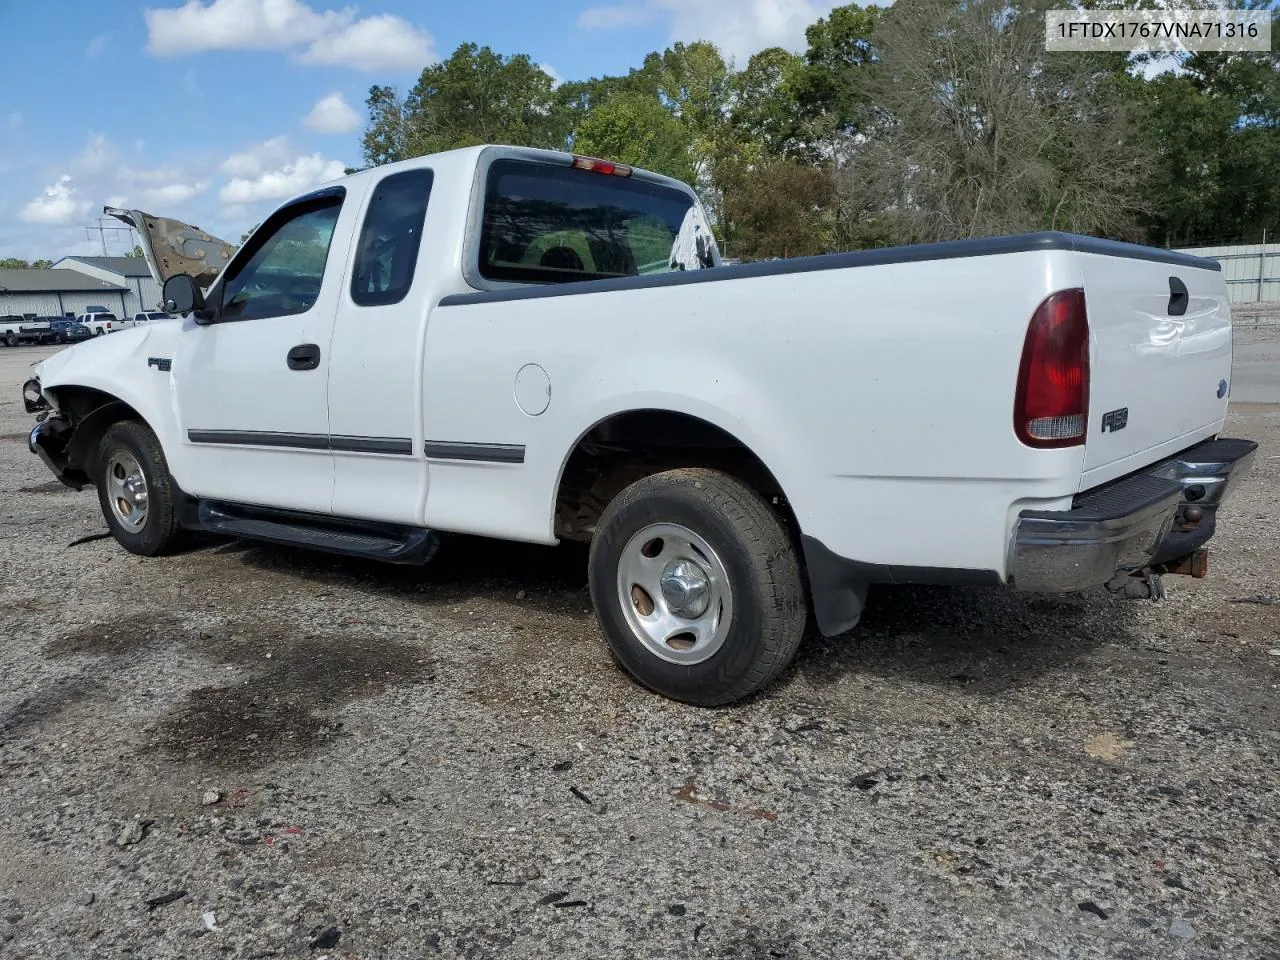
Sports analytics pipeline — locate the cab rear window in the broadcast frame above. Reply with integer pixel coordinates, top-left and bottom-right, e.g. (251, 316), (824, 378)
(478, 159), (696, 284)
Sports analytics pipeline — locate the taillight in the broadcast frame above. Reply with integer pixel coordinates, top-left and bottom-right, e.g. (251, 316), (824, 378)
(571, 155), (633, 177)
(1014, 288), (1089, 448)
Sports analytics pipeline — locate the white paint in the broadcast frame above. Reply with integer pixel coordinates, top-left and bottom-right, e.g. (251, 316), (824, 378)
(35, 145), (1234, 585)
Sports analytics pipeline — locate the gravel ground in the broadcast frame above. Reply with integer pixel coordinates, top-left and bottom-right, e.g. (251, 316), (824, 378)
(1, 340), (1278, 960)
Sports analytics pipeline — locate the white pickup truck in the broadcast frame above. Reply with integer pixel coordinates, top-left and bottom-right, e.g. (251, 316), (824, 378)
(76, 311), (128, 336)
(1, 316), (53, 347)
(23, 145), (1257, 705)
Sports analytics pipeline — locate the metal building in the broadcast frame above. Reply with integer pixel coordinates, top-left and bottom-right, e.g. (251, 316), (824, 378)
(0, 269), (129, 318)
(51, 256), (161, 316)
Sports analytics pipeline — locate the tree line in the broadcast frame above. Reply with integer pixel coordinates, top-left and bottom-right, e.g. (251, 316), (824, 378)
(359, 0), (1280, 260)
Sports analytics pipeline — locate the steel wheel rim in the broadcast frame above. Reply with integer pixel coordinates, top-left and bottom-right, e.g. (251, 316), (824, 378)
(105, 450), (149, 533)
(616, 522), (734, 666)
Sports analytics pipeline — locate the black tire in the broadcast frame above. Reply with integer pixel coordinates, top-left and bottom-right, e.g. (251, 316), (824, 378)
(588, 468), (807, 706)
(95, 420), (181, 557)
(4, 332), (16, 348)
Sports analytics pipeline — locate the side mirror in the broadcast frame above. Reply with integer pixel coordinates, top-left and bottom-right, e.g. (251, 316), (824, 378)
(162, 274), (209, 322)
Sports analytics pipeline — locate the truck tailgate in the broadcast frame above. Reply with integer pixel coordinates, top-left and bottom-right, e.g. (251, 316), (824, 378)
(1078, 252), (1232, 482)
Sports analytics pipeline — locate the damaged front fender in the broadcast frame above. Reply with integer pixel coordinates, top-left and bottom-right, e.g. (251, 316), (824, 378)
(28, 416), (85, 490)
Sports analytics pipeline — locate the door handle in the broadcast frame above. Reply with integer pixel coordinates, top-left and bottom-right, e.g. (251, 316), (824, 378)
(287, 343), (321, 370)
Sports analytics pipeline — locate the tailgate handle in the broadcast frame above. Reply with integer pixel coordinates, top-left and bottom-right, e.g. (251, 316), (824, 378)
(1168, 276), (1189, 317)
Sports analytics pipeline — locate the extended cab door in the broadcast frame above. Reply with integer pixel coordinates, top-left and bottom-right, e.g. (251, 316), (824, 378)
(328, 168), (435, 523)
(174, 187), (355, 513)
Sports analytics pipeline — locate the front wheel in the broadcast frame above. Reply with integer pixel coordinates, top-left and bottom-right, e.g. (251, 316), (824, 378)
(95, 421), (181, 556)
(588, 468), (807, 707)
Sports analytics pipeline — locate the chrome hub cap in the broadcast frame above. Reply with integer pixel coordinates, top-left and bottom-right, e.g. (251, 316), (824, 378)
(105, 450), (149, 533)
(660, 559), (711, 618)
(616, 523), (733, 665)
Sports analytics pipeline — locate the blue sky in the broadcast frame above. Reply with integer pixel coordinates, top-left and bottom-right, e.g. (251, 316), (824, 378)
(0, 0), (841, 260)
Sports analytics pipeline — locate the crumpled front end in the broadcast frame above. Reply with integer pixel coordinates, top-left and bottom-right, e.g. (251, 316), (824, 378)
(28, 414), (86, 490)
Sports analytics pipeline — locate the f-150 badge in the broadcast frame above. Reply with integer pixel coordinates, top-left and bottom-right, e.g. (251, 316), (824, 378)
(1101, 408), (1129, 433)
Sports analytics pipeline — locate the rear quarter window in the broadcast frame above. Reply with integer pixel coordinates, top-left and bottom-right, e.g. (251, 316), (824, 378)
(351, 169), (433, 307)
(478, 160), (698, 285)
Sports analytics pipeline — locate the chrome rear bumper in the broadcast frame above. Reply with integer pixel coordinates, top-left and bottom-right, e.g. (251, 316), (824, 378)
(1010, 438), (1257, 592)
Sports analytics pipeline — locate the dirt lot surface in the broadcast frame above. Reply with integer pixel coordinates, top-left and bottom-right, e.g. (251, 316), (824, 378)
(1, 337), (1277, 960)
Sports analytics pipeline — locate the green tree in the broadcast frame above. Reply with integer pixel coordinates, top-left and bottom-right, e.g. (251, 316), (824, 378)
(31, 259), (52, 269)
(571, 94), (696, 183)
(720, 159), (838, 259)
(0, 258), (30, 269)
(126, 245), (144, 258)
(1134, 19), (1280, 245)
(728, 48), (813, 161)
(361, 85), (411, 167)
(845, 0), (1147, 243)
(362, 44), (562, 166)
(795, 4), (883, 142)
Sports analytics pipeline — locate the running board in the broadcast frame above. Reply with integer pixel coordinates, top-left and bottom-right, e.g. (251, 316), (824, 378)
(192, 500), (440, 565)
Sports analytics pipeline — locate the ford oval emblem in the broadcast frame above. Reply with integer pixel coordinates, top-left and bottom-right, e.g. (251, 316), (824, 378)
(1217, 379), (1229, 399)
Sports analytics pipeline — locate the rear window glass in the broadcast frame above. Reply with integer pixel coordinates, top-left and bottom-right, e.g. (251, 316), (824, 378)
(351, 169), (433, 307)
(479, 159), (696, 284)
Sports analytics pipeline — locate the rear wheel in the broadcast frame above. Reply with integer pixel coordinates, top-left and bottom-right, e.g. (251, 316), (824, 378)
(588, 468), (807, 706)
(4, 332), (16, 347)
(95, 421), (181, 556)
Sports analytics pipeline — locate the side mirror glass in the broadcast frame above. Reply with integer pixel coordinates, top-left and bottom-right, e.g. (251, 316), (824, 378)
(162, 274), (208, 321)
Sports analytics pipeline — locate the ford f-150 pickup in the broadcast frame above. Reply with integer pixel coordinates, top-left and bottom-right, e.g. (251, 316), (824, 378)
(22, 144), (1257, 705)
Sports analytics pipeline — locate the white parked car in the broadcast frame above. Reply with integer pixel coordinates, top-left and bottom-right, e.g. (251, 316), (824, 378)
(23, 145), (1257, 705)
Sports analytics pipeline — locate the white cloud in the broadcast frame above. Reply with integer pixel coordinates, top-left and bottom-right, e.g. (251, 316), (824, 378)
(580, 0), (841, 62)
(76, 133), (118, 174)
(221, 135), (294, 178)
(20, 176), (91, 225)
(145, 0), (434, 70)
(145, 0), (349, 54)
(219, 152), (347, 204)
(303, 92), (361, 134)
(298, 14), (434, 71)
(538, 63), (562, 90)
(118, 167), (211, 207)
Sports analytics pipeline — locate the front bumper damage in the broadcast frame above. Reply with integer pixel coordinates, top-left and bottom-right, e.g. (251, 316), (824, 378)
(28, 415), (88, 491)
(1010, 437), (1257, 592)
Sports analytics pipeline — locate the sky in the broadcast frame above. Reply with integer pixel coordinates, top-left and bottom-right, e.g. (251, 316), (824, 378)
(0, 0), (848, 261)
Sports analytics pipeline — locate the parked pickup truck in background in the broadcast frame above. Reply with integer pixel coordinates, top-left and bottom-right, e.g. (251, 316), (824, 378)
(75, 312), (128, 336)
(23, 145), (1257, 705)
(1, 316), (52, 347)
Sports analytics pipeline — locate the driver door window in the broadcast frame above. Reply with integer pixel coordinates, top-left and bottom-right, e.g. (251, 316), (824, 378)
(219, 199), (342, 322)
(174, 188), (349, 514)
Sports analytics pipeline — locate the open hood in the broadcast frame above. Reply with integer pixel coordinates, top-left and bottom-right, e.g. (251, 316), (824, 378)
(105, 206), (236, 290)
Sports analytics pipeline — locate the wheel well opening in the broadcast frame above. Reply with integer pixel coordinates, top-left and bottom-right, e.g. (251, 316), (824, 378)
(48, 387), (144, 477)
(554, 410), (798, 543)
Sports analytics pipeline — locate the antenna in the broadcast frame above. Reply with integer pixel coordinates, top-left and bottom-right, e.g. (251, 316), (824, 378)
(84, 218), (137, 256)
